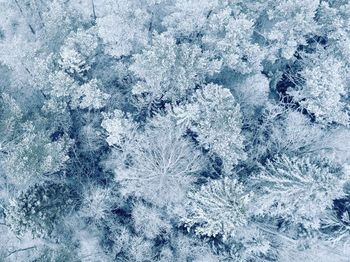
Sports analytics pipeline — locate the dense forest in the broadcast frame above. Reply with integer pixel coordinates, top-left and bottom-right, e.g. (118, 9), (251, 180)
(0, 0), (349, 261)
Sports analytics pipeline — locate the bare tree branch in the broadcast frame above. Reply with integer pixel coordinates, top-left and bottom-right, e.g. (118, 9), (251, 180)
(5, 246), (37, 258)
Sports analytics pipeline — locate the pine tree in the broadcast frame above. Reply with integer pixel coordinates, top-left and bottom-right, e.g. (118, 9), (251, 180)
(252, 155), (350, 229)
(183, 176), (251, 240)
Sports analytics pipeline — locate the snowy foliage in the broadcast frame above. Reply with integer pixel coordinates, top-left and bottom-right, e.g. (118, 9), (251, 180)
(80, 186), (111, 221)
(174, 84), (245, 172)
(0, 96), (70, 187)
(71, 79), (110, 109)
(96, 0), (152, 58)
(101, 109), (135, 146)
(130, 33), (221, 102)
(204, 10), (264, 74)
(1, 0), (350, 260)
(5, 182), (78, 238)
(252, 155), (349, 229)
(132, 203), (171, 239)
(184, 177), (250, 240)
(289, 52), (349, 125)
(112, 115), (203, 209)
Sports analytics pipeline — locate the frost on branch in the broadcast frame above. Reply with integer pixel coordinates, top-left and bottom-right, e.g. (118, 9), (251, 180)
(163, 0), (218, 37)
(0, 95), (70, 187)
(96, 0), (151, 58)
(174, 83), (245, 172)
(183, 177), (250, 240)
(263, 0), (319, 60)
(252, 155), (350, 229)
(58, 29), (98, 80)
(288, 52), (349, 126)
(5, 182), (78, 238)
(71, 79), (110, 110)
(112, 115), (203, 209)
(130, 33), (221, 102)
(203, 9), (264, 74)
(101, 109), (134, 147)
(1, 0), (350, 260)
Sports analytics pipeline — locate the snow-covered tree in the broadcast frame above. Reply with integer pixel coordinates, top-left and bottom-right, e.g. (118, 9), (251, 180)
(183, 176), (251, 240)
(1, 0), (350, 260)
(317, 1), (350, 63)
(32, 29), (110, 111)
(130, 33), (221, 103)
(267, 109), (325, 156)
(58, 29), (99, 81)
(252, 155), (350, 229)
(132, 203), (171, 239)
(163, 0), (218, 38)
(111, 114), (203, 209)
(80, 186), (112, 221)
(3, 122), (70, 186)
(95, 0), (153, 58)
(5, 182), (78, 238)
(288, 51), (349, 126)
(262, 0), (319, 60)
(101, 109), (135, 147)
(174, 83), (245, 172)
(0, 94), (71, 188)
(203, 9), (264, 74)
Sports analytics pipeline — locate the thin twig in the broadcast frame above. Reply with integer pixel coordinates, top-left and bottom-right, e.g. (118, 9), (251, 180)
(91, 0), (96, 21)
(13, 0), (36, 35)
(5, 246), (37, 258)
